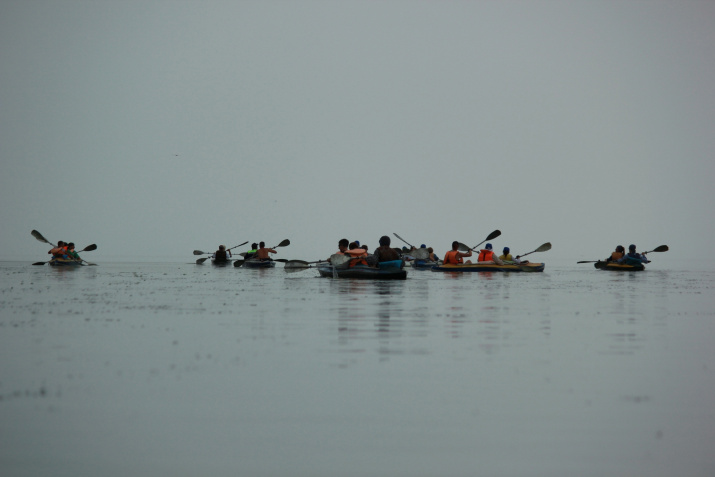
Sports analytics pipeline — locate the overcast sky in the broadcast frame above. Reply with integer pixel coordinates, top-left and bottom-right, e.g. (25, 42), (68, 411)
(1, 0), (713, 263)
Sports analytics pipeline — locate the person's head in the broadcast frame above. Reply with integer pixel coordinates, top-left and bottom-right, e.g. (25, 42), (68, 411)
(68, 243), (75, 250)
(503, 246), (510, 254)
(219, 245), (226, 251)
(379, 235), (390, 247)
(349, 242), (358, 250)
(427, 247), (433, 253)
(251, 243), (258, 249)
(616, 245), (625, 253)
(485, 243), (493, 250)
(421, 244), (426, 248)
(259, 241), (265, 248)
(452, 241), (460, 250)
(338, 238), (349, 251)
(354, 240), (360, 247)
(361, 245), (368, 251)
(58, 241), (65, 247)
(629, 244), (636, 252)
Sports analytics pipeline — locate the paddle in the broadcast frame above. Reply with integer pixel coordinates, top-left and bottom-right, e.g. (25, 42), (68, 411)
(193, 241), (249, 256)
(393, 233), (414, 249)
(283, 259), (324, 269)
(516, 242), (551, 259)
(577, 245), (668, 264)
(458, 230), (501, 252)
(31, 229), (55, 247)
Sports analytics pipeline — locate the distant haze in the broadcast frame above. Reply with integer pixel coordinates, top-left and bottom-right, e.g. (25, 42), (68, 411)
(2, 1), (713, 262)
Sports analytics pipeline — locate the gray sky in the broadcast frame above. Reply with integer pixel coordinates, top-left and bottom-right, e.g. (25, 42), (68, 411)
(2, 0), (713, 262)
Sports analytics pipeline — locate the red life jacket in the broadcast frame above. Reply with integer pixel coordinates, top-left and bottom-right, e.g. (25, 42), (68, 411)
(443, 250), (463, 265)
(346, 249), (368, 267)
(478, 249), (494, 262)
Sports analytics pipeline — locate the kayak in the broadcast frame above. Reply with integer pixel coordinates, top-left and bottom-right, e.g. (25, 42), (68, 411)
(316, 263), (407, 280)
(594, 260), (645, 271)
(241, 259), (276, 269)
(411, 259), (441, 270)
(49, 258), (83, 267)
(211, 258), (234, 266)
(431, 262), (545, 272)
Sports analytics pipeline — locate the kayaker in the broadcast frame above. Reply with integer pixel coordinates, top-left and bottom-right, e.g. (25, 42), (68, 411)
(499, 246), (520, 264)
(49, 241), (67, 258)
(244, 243), (259, 260)
(619, 244), (649, 265)
(212, 245), (232, 262)
(477, 243), (504, 265)
(427, 247), (438, 262)
(66, 243), (81, 261)
(606, 245), (625, 262)
(443, 241), (472, 265)
(256, 241), (277, 261)
(345, 242), (368, 267)
(373, 235), (401, 263)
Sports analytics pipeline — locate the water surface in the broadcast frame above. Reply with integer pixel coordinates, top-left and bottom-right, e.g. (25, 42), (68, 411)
(1, 260), (713, 476)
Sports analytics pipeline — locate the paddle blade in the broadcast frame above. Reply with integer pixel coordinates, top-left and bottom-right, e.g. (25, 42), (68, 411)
(577, 261), (597, 264)
(651, 245), (669, 253)
(193, 250), (206, 255)
(457, 242), (471, 252)
(233, 260), (245, 267)
(196, 257), (209, 264)
(485, 229), (501, 241)
(275, 239), (290, 248)
(535, 242), (552, 253)
(393, 233), (413, 247)
(31, 230), (51, 244)
(330, 254), (351, 268)
(82, 244), (97, 252)
(32, 261), (47, 266)
(411, 249), (429, 260)
(284, 260), (310, 268)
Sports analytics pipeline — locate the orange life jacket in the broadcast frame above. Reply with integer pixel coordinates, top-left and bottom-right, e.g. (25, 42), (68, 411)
(346, 248), (368, 267)
(610, 251), (624, 261)
(443, 250), (463, 265)
(478, 249), (494, 262)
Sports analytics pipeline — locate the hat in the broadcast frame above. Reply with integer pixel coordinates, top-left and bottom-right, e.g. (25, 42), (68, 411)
(420, 244), (426, 248)
(485, 243), (492, 250)
(355, 240), (360, 246)
(503, 247), (510, 253)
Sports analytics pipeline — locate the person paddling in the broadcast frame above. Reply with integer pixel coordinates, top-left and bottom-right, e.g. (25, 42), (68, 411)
(256, 241), (277, 261)
(345, 242), (368, 267)
(373, 236), (401, 264)
(443, 241), (472, 265)
(606, 245), (625, 262)
(618, 244), (649, 265)
(49, 241), (67, 259)
(212, 245), (232, 262)
(244, 243), (258, 260)
(499, 246), (520, 264)
(477, 243), (503, 265)
(66, 243), (81, 261)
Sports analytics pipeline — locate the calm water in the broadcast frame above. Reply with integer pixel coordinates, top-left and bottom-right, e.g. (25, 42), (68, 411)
(1, 259), (713, 477)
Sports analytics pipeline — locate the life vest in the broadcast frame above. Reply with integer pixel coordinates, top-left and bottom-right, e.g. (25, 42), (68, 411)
(478, 249), (494, 262)
(610, 251), (624, 261)
(214, 250), (228, 261)
(346, 248), (368, 267)
(500, 253), (513, 261)
(443, 250), (463, 265)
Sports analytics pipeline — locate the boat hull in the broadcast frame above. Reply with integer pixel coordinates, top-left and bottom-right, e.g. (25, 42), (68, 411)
(242, 260), (276, 269)
(317, 264), (407, 280)
(411, 260), (440, 270)
(594, 261), (645, 271)
(49, 258), (83, 267)
(431, 262), (545, 272)
(211, 259), (234, 266)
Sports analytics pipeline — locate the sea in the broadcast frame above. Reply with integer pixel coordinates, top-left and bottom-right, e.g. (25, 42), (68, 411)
(0, 258), (713, 477)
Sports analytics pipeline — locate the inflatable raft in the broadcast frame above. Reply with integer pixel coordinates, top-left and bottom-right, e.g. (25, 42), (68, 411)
(594, 260), (645, 271)
(316, 263), (407, 280)
(431, 262), (545, 273)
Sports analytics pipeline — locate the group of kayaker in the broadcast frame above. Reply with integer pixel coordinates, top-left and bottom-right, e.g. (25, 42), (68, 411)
(48, 241), (82, 261)
(443, 242), (522, 266)
(605, 244), (649, 265)
(212, 242), (277, 262)
(328, 236), (526, 269)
